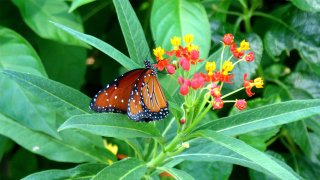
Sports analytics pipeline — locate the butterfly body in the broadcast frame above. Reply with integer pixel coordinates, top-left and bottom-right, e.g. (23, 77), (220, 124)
(89, 60), (169, 122)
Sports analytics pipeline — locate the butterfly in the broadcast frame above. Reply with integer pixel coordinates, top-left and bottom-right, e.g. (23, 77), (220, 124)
(89, 59), (169, 122)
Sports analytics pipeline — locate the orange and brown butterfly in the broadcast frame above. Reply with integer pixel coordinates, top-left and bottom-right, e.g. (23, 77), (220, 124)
(89, 59), (169, 122)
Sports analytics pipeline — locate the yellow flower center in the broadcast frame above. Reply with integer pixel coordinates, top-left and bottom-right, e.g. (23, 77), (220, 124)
(184, 34), (194, 44)
(222, 60), (233, 75)
(206, 61), (216, 76)
(187, 44), (199, 52)
(253, 77), (264, 88)
(238, 40), (250, 51)
(171, 36), (181, 50)
(153, 46), (164, 60)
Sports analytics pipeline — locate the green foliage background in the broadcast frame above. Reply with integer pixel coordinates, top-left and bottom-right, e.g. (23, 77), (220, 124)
(0, 0), (320, 179)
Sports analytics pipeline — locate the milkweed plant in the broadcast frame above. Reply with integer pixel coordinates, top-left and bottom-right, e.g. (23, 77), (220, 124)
(2, 0), (320, 180)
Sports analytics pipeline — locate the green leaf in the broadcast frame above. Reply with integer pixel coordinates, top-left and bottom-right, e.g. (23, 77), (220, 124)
(291, 0), (320, 12)
(178, 161), (232, 180)
(0, 27), (59, 138)
(0, 135), (11, 161)
(2, 70), (91, 116)
(0, 113), (115, 163)
(158, 166), (195, 180)
(151, 0), (211, 58)
(69, 0), (96, 12)
(58, 114), (162, 138)
(170, 139), (300, 179)
(285, 121), (312, 158)
(50, 21), (140, 70)
(194, 130), (298, 180)
(196, 99), (320, 136)
(11, 0), (86, 47)
(0, 26), (46, 76)
(37, 39), (87, 89)
(264, 9), (320, 75)
(113, 0), (150, 64)
(92, 158), (147, 180)
(23, 163), (106, 180)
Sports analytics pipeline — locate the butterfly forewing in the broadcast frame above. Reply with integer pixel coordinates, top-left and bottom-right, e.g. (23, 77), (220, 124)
(90, 69), (145, 113)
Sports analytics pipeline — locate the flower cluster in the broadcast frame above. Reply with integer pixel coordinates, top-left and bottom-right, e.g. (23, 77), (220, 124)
(153, 33), (263, 124)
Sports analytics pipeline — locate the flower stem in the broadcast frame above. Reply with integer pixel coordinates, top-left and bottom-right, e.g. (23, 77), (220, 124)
(184, 103), (212, 135)
(221, 87), (244, 99)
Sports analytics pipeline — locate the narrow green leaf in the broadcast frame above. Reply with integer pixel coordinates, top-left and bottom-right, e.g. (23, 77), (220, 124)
(12, 0), (86, 47)
(151, 0), (211, 58)
(196, 99), (320, 136)
(3, 70), (90, 116)
(0, 113), (114, 163)
(58, 114), (162, 138)
(0, 26), (46, 76)
(23, 163), (106, 180)
(170, 139), (300, 179)
(69, 0), (96, 12)
(50, 21), (140, 70)
(194, 130), (298, 180)
(158, 167), (194, 180)
(113, 0), (150, 64)
(178, 161), (232, 180)
(92, 158), (147, 180)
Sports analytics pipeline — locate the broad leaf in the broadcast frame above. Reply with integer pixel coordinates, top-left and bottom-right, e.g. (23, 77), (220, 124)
(291, 0), (320, 12)
(196, 99), (320, 136)
(0, 113), (115, 163)
(113, 0), (150, 64)
(50, 21), (140, 70)
(264, 9), (320, 75)
(193, 130), (299, 179)
(92, 158), (147, 180)
(3, 70), (91, 116)
(23, 163), (106, 180)
(12, 0), (86, 47)
(0, 26), (46, 76)
(0, 27), (59, 138)
(151, 0), (211, 58)
(58, 114), (162, 138)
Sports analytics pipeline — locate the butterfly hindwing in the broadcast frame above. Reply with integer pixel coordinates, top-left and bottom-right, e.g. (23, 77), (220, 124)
(127, 69), (169, 122)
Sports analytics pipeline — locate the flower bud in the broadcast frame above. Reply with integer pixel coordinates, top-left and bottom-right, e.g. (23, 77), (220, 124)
(235, 99), (247, 110)
(180, 57), (190, 71)
(223, 33), (234, 45)
(180, 119), (186, 124)
(167, 64), (176, 74)
(213, 97), (224, 109)
(180, 84), (189, 96)
(245, 52), (254, 62)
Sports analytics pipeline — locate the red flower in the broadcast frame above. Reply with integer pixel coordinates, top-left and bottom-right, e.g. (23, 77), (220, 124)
(213, 97), (224, 109)
(235, 99), (247, 110)
(191, 73), (205, 90)
(230, 43), (244, 59)
(223, 33), (234, 45)
(166, 64), (176, 74)
(243, 73), (255, 97)
(180, 57), (190, 71)
(154, 59), (170, 71)
(180, 119), (186, 124)
(210, 85), (221, 97)
(180, 84), (189, 96)
(245, 52), (254, 62)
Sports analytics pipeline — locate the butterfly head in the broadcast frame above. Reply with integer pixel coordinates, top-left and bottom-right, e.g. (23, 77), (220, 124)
(144, 59), (157, 74)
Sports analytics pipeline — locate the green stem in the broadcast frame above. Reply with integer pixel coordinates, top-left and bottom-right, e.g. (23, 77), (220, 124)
(221, 87), (245, 99)
(184, 103), (212, 135)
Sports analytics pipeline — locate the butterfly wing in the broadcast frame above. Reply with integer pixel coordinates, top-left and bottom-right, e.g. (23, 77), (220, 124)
(127, 69), (169, 122)
(90, 69), (145, 113)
